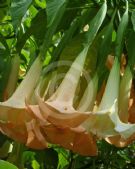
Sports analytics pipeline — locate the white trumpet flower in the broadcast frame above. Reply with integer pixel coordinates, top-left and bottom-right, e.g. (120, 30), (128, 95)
(82, 58), (135, 140)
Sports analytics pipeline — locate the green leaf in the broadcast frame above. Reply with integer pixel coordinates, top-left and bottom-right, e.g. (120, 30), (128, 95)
(22, 151), (36, 165)
(52, 18), (80, 61)
(97, 11), (115, 74)
(84, 0), (107, 48)
(40, 0), (67, 58)
(35, 0), (46, 9)
(46, 0), (67, 27)
(0, 160), (18, 169)
(52, 7), (97, 61)
(57, 152), (69, 169)
(30, 9), (47, 45)
(31, 160), (40, 169)
(127, 30), (135, 69)
(10, 0), (32, 31)
(131, 11), (135, 31)
(56, 35), (83, 75)
(115, 1), (128, 59)
(0, 34), (10, 53)
(16, 9), (47, 52)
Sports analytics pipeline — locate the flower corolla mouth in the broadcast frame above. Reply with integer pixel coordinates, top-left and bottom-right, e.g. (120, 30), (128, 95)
(34, 47), (92, 128)
(27, 103), (98, 156)
(81, 58), (120, 138)
(0, 57), (47, 149)
(105, 65), (135, 147)
(82, 57), (135, 142)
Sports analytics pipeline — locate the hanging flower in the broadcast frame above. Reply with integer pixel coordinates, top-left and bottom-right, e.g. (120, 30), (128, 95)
(0, 57), (48, 149)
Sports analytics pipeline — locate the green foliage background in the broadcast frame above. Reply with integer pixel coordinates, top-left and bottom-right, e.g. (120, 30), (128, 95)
(0, 0), (135, 168)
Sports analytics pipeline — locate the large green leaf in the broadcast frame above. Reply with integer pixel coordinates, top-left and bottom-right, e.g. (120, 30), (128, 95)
(16, 9), (47, 52)
(84, 1), (107, 47)
(127, 30), (135, 69)
(115, 1), (128, 59)
(40, 0), (67, 58)
(46, 0), (67, 27)
(0, 160), (18, 169)
(52, 18), (80, 61)
(10, 0), (32, 31)
(97, 11), (115, 73)
(52, 7), (97, 61)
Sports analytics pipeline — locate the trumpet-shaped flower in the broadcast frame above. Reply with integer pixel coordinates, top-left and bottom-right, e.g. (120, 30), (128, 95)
(82, 58), (119, 137)
(82, 58), (135, 141)
(26, 50), (98, 156)
(36, 48), (90, 128)
(4, 2), (106, 155)
(34, 0), (107, 128)
(43, 124), (97, 156)
(0, 57), (48, 149)
(105, 66), (135, 147)
(28, 100), (97, 156)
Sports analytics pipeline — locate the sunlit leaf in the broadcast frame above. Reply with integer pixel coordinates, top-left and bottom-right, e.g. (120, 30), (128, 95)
(46, 0), (67, 27)
(0, 160), (18, 169)
(10, 0), (32, 31)
(17, 9), (47, 52)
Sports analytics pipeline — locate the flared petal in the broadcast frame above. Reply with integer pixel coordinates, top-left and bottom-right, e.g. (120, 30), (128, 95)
(36, 48), (91, 128)
(28, 103), (97, 156)
(105, 68), (135, 146)
(0, 57), (44, 149)
(37, 97), (89, 127)
(82, 58), (120, 138)
(36, 2), (107, 132)
(105, 133), (135, 147)
(26, 119), (48, 149)
(43, 125), (97, 156)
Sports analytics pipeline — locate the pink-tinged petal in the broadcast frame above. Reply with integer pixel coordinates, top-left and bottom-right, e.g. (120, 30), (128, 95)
(26, 104), (47, 123)
(25, 88), (97, 155)
(105, 133), (135, 147)
(0, 121), (27, 144)
(26, 119), (48, 149)
(73, 131), (97, 156)
(42, 125), (97, 156)
(37, 97), (89, 128)
(0, 57), (43, 148)
(36, 49), (92, 128)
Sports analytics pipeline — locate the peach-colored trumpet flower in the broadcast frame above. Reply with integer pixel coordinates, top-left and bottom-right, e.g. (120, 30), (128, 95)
(34, 48), (91, 128)
(26, 50), (98, 156)
(0, 57), (48, 149)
